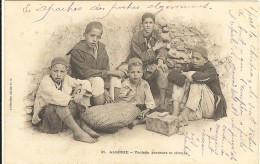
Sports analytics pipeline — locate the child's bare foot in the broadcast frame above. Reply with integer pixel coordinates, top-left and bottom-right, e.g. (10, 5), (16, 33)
(127, 123), (134, 129)
(32, 115), (41, 125)
(80, 120), (100, 138)
(74, 132), (97, 143)
(178, 115), (189, 126)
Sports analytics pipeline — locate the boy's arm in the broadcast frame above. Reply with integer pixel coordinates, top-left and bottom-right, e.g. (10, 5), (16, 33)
(38, 77), (71, 106)
(67, 76), (92, 96)
(70, 50), (108, 79)
(191, 65), (218, 83)
(131, 35), (157, 65)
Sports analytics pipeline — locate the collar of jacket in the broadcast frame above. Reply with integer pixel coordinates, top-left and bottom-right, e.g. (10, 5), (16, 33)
(71, 40), (106, 56)
(138, 30), (158, 44)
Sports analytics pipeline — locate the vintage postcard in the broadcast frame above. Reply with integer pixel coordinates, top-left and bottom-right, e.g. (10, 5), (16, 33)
(3, 1), (259, 163)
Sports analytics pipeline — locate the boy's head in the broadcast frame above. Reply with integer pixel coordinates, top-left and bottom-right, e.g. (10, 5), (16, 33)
(192, 46), (208, 68)
(128, 58), (143, 84)
(141, 13), (155, 36)
(50, 57), (69, 83)
(84, 21), (103, 48)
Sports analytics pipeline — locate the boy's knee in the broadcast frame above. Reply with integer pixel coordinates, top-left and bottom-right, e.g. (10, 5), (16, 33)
(90, 77), (105, 97)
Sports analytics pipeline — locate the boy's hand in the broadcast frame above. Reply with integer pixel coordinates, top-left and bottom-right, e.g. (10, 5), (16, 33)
(181, 71), (195, 82)
(108, 70), (124, 78)
(104, 90), (115, 103)
(73, 90), (86, 104)
(157, 59), (168, 73)
(152, 40), (165, 51)
(139, 109), (151, 119)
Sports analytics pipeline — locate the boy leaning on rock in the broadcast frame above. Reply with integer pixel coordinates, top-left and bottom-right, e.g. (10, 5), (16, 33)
(168, 46), (227, 125)
(32, 57), (99, 143)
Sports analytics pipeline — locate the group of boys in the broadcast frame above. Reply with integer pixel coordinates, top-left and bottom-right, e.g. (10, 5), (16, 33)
(32, 13), (227, 143)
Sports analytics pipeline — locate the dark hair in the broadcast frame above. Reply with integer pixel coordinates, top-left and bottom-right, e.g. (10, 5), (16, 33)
(142, 13), (155, 22)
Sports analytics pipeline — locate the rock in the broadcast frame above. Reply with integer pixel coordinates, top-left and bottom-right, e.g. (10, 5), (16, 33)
(24, 107), (33, 114)
(25, 114), (33, 122)
(24, 98), (34, 107)
(162, 27), (169, 33)
(161, 33), (170, 42)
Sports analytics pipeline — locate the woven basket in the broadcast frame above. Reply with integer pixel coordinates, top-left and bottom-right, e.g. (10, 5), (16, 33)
(80, 102), (140, 131)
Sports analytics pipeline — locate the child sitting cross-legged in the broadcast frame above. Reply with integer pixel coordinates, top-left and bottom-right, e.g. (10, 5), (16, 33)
(32, 57), (99, 143)
(117, 57), (156, 129)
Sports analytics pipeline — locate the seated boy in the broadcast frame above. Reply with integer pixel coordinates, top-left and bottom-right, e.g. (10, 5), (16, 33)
(67, 21), (122, 105)
(111, 13), (168, 109)
(117, 58), (156, 128)
(32, 57), (99, 143)
(168, 46), (227, 125)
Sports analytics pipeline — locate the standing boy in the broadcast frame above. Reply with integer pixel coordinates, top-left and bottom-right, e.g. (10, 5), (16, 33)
(33, 57), (99, 143)
(168, 46), (227, 125)
(112, 13), (169, 109)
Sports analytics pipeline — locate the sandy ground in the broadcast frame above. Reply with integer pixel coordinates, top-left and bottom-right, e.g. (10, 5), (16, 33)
(4, 110), (232, 164)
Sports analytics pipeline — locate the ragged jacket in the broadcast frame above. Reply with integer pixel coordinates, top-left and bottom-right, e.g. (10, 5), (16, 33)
(67, 40), (110, 80)
(34, 75), (92, 118)
(183, 61), (227, 120)
(125, 30), (168, 67)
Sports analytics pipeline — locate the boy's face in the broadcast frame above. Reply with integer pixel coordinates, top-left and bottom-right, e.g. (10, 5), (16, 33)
(128, 65), (143, 84)
(84, 28), (102, 48)
(192, 52), (207, 68)
(142, 18), (155, 36)
(50, 64), (68, 84)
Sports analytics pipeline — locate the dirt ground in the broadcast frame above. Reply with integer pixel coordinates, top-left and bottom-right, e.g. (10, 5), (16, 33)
(4, 109), (232, 164)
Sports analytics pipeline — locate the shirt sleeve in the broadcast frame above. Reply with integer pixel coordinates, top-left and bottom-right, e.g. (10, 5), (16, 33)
(143, 82), (156, 109)
(37, 77), (71, 106)
(131, 35), (157, 65)
(70, 50), (108, 79)
(67, 76), (92, 96)
(191, 65), (219, 83)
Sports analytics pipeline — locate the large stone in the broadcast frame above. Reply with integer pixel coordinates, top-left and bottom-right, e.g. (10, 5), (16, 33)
(146, 112), (180, 136)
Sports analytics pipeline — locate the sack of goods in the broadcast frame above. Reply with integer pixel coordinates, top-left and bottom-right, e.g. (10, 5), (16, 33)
(146, 112), (180, 136)
(80, 102), (141, 131)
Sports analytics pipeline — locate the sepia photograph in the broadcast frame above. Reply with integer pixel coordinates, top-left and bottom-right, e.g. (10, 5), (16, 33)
(3, 1), (259, 163)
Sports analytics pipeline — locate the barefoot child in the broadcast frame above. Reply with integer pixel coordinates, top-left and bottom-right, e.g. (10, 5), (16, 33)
(168, 46), (227, 125)
(32, 57), (99, 143)
(118, 58), (156, 128)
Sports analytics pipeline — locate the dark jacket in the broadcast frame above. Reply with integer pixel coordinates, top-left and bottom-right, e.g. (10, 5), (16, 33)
(67, 40), (110, 80)
(168, 61), (227, 120)
(125, 30), (167, 67)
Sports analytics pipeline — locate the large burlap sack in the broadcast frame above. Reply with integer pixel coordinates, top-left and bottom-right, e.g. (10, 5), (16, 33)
(80, 102), (141, 131)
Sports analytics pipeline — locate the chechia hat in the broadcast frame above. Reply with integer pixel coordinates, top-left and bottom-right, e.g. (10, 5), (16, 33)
(142, 13), (155, 22)
(192, 46), (208, 59)
(51, 57), (69, 67)
(85, 21), (103, 33)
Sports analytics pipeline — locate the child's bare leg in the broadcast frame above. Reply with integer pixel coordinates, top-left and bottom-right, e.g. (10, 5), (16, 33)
(128, 119), (145, 129)
(93, 93), (105, 105)
(56, 107), (97, 143)
(178, 107), (191, 126)
(80, 119), (100, 138)
(171, 100), (181, 116)
(114, 87), (121, 102)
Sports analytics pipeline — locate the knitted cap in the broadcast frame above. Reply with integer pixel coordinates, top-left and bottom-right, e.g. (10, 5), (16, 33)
(128, 57), (143, 66)
(192, 46), (208, 59)
(85, 21), (103, 33)
(142, 13), (155, 22)
(51, 57), (69, 67)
